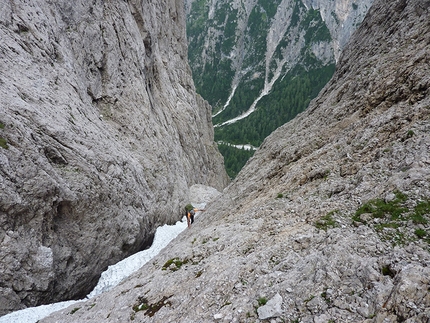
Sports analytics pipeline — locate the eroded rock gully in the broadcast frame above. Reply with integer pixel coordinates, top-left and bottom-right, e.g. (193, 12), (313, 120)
(41, 0), (429, 322)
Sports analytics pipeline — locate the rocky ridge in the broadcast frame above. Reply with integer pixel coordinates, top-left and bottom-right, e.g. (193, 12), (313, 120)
(41, 0), (429, 322)
(0, 0), (228, 315)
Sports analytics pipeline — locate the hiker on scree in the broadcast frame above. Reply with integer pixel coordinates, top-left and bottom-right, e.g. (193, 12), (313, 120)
(185, 205), (204, 228)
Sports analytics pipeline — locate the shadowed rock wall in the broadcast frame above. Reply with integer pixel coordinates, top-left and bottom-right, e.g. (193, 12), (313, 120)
(0, 0), (228, 314)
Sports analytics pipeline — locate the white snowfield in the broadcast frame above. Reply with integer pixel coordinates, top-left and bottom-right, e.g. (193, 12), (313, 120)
(0, 185), (216, 323)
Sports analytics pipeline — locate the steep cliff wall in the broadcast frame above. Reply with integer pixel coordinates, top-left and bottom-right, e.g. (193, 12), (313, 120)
(301, 0), (372, 60)
(41, 0), (429, 321)
(0, 0), (228, 314)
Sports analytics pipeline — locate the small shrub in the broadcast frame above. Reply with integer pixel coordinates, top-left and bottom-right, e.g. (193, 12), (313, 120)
(276, 193), (284, 198)
(133, 295), (173, 317)
(0, 137), (8, 149)
(415, 229), (427, 239)
(354, 191), (408, 222)
(0, 122), (4, 129)
(381, 265), (395, 278)
(162, 257), (188, 271)
(314, 211), (338, 231)
(406, 130), (414, 138)
(321, 289), (331, 304)
(69, 307), (81, 314)
(409, 213), (428, 225)
(374, 222), (400, 231)
(132, 299), (149, 312)
(352, 192), (430, 246)
(412, 200), (430, 224)
(258, 297), (267, 306)
(145, 296), (172, 317)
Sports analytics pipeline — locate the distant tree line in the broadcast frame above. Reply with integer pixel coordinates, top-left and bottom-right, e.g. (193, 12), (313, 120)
(217, 143), (255, 179)
(215, 63), (335, 147)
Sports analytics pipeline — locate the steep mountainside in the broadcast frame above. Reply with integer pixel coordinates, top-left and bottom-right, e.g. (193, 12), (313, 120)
(0, 0), (228, 315)
(186, 0), (372, 177)
(42, 0), (429, 322)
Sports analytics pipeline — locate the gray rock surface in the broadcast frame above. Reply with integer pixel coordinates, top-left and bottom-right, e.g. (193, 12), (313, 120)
(41, 0), (429, 322)
(301, 0), (373, 60)
(0, 0), (228, 315)
(257, 293), (283, 320)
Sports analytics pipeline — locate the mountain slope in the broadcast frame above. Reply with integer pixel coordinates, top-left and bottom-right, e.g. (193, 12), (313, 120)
(0, 0), (228, 315)
(41, 0), (429, 322)
(186, 0), (373, 177)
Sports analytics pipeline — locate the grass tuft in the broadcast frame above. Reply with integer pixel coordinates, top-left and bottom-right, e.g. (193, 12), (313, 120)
(0, 137), (8, 149)
(314, 210), (338, 231)
(352, 191), (430, 246)
(162, 257), (188, 271)
(257, 297), (267, 306)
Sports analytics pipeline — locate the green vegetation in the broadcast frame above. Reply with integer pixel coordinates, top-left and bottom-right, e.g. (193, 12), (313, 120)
(353, 190), (408, 223)
(132, 297), (149, 312)
(217, 143), (255, 179)
(257, 297), (267, 306)
(381, 265), (395, 278)
(415, 228), (427, 239)
(132, 295), (172, 317)
(213, 77), (264, 124)
(412, 200), (430, 224)
(215, 64), (335, 147)
(301, 9), (331, 44)
(314, 211), (338, 231)
(0, 137), (8, 149)
(0, 122), (8, 149)
(321, 289), (332, 304)
(352, 192), (430, 246)
(187, 0), (238, 109)
(69, 307), (81, 314)
(187, 0), (335, 178)
(162, 258), (189, 271)
(215, 63), (334, 178)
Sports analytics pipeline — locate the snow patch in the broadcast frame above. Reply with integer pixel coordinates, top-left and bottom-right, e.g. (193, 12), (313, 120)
(0, 185), (218, 323)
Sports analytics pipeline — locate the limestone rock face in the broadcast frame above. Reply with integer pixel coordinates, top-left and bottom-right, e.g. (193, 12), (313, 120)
(301, 0), (373, 60)
(41, 0), (429, 322)
(0, 0), (228, 314)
